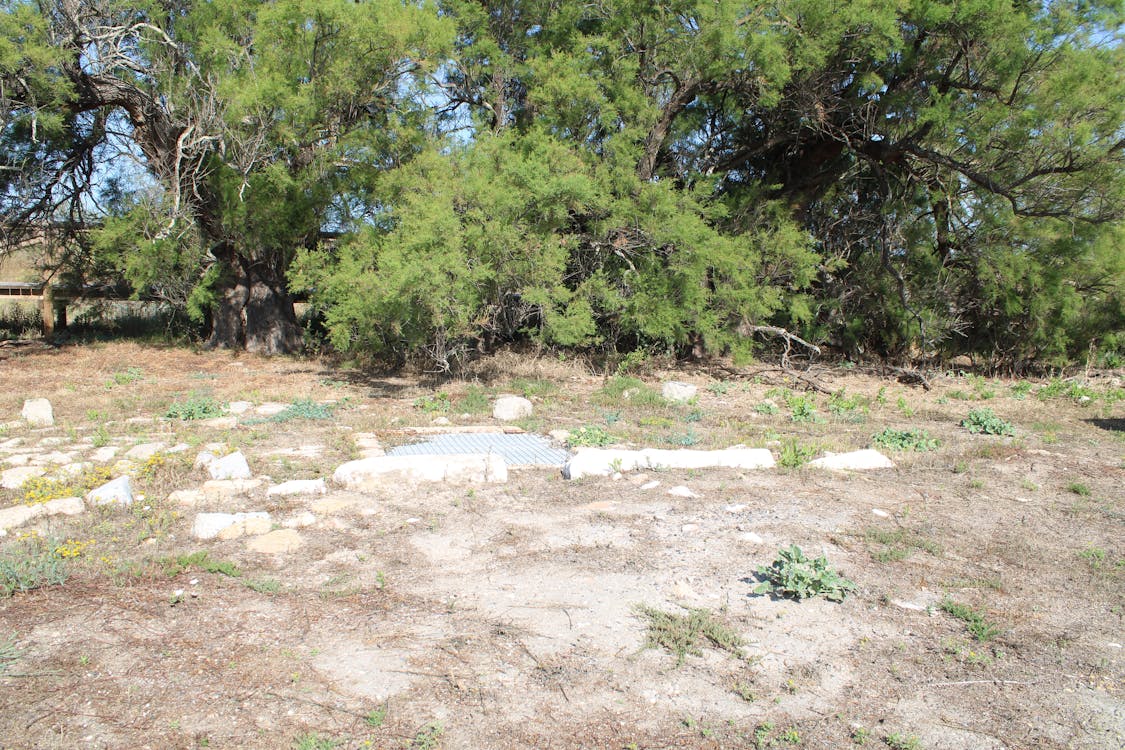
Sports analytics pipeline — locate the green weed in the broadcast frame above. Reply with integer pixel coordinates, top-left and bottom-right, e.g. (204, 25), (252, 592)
(872, 428), (941, 452)
(265, 398), (337, 422)
(755, 401), (780, 415)
(755, 545), (856, 602)
(0, 538), (69, 597)
(597, 376), (664, 406)
(566, 425), (613, 448)
(166, 395), (224, 421)
(961, 408), (1015, 436)
(364, 705), (387, 728)
(1067, 481), (1091, 496)
(413, 392), (451, 414)
(865, 528), (942, 562)
(244, 577), (281, 594)
(941, 598), (1001, 642)
(778, 439), (816, 469)
(0, 634), (21, 675)
(636, 605), (745, 666)
(884, 733), (921, 750)
(408, 722), (445, 749)
(161, 551), (241, 578)
(293, 733), (339, 750)
(786, 392), (823, 423)
(457, 386), (491, 414)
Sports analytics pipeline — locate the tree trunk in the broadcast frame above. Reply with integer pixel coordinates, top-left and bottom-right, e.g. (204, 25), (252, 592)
(244, 265), (303, 355)
(206, 257), (303, 354)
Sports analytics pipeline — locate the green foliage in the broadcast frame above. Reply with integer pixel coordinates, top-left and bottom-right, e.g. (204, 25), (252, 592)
(0, 634), (20, 675)
(786, 392), (823, 423)
(595, 376), (664, 406)
(265, 399), (336, 423)
(408, 722), (444, 749)
(754, 545), (856, 602)
(828, 390), (868, 420)
(777, 439), (816, 469)
(960, 408), (1015, 436)
(457, 386), (491, 415)
(940, 598), (1001, 642)
(161, 551), (241, 579)
(1067, 482), (1091, 497)
(872, 428), (941, 452)
(0, 538), (69, 597)
(293, 733), (339, 750)
(754, 401), (780, 416)
(166, 396), (224, 421)
(883, 734), (922, 750)
(635, 605), (745, 666)
(413, 392), (451, 414)
(566, 425), (613, 448)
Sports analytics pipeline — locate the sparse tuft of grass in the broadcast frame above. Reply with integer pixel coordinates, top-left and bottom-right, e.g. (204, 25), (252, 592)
(865, 528), (942, 562)
(0, 634), (22, 675)
(0, 538), (69, 597)
(413, 392), (451, 414)
(408, 722), (445, 749)
(293, 732), (339, 750)
(1067, 481), (1091, 497)
(941, 598), (1001, 642)
(636, 605), (745, 666)
(456, 386), (491, 414)
(161, 551), (241, 578)
(244, 577), (281, 594)
(596, 375), (665, 406)
(778, 439), (816, 469)
(884, 733), (922, 750)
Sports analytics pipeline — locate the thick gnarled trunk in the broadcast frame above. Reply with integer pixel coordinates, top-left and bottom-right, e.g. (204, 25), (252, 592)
(207, 257), (303, 355)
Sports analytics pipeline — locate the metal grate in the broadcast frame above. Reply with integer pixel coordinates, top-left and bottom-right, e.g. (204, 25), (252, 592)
(387, 432), (570, 467)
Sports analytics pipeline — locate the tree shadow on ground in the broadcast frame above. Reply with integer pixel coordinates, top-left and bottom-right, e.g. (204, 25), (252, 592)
(1086, 418), (1125, 433)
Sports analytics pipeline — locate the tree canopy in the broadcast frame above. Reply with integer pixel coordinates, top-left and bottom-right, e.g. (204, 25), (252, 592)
(3, 0), (1123, 367)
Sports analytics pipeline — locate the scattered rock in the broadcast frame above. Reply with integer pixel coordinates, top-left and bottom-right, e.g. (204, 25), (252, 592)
(246, 529), (303, 554)
(725, 504), (748, 513)
(333, 454), (508, 487)
(563, 446), (775, 479)
(85, 476), (133, 507)
(227, 401), (252, 415)
(206, 451), (252, 480)
(39, 437), (67, 446)
(192, 511), (270, 540)
(267, 479), (327, 497)
(808, 449), (895, 471)
(282, 511), (317, 528)
(89, 446), (120, 463)
(0, 438), (24, 450)
(168, 489), (206, 507)
(124, 442), (166, 461)
(671, 580), (697, 599)
(639, 480), (661, 490)
(21, 398), (54, 427)
(37, 451), (78, 465)
(1, 465), (47, 490)
(493, 395), (533, 421)
(310, 495), (364, 514)
(667, 485), (698, 499)
(0, 504), (43, 531)
(871, 508), (890, 518)
(54, 462), (92, 478)
(431, 416), (452, 426)
(166, 443), (191, 454)
(890, 599), (927, 612)
(661, 381), (697, 403)
(680, 523), (699, 532)
(548, 429), (570, 444)
(739, 532), (765, 544)
(3, 454), (32, 466)
(255, 402), (288, 416)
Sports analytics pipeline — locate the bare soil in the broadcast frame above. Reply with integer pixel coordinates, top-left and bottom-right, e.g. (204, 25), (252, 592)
(0, 343), (1122, 749)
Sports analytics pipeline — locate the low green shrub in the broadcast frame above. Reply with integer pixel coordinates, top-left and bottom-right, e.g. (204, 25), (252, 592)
(872, 428), (941, 452)
(754, 545), (856, 602)
(960, 408), (1015, 436)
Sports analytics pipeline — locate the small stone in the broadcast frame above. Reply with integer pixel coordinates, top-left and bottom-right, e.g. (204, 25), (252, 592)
(640, 480), (661, 490)
(662, 381), (697, 403)
(192, 511), (269, 540)
(168, 489), (205, 507)
(871, 508), (890, 518)
(38, 437), (67, 446)
(282, 512), (317, 528)
(611, 472), (623, 480)
(667, 485), (698, 498)
(333, 454), (508, 486)
(671, 580), (697, 599)
(85, 476), (134, 507)
(0, 438), (24, 450)
(255, 402), (288, 416)
(681, 523), (699, 532)
(725, 504), (748, 513)
(89, 446), (120, 463)
(431, 416), (451, 426)
(310, 495), (364, 514)
(808, 449), (895, 471)
(267, 479), (327, 497)
(125, 442), (166, 461)
(166, 443), (191, 454)
(246, 529), (303, 554)
(0, 504), (44, 530)
(3, 454), (32, 466)
(548, 429), (570, 443)
(890, 599), (927, 611)
(1, 465), (47, 490)
(207, 451), (252, 480)
(21, 398), (54, 427)
(43, 496), (85, 516)
(493, 395), (533, 421)
(227, 401), (252, 415)
(37, 451), (78, 465)
(740, 532), (765, 544)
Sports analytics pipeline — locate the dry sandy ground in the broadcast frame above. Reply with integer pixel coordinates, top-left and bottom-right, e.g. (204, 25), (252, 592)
(0, 342), (1122, 749)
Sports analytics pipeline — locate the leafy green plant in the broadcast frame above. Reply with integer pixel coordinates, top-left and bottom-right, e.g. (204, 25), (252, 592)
(0, 539), (69, 597)
(408, 722), (445, 749)
(872, 428), (941, 452)
(785, 392), (823, 423)
(777, 439), (816, 469)
(754, 545), (856, 602)
(665, 428), (700, 447)
(413, 392), (451, 414)
(161, 551), (241, 578)
(941, 598), (1001, 642)
(707, 381), (732, 395)
(106, 366), (144, 388)
(566, 425), (613, 447)
(884, 733), (921, 750)
(960, 408), (1015, 436)
(244, 577), (281, 594)
(636, 605), (745, 666)
(293, 733), (339, 750)
(828, 389), (868, 420)
(1067, 481), (1091, 496)
(510, 378), (558, 399)
(1009, 381), (1033, 400)
(165, 395), (224, 421)
(597, 375), (664, 406)
(755, 401), (780, 415)
(364, 706), (387, 728)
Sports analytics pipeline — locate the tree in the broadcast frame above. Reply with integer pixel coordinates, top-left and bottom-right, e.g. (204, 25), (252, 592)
(2, 0), (449, 353)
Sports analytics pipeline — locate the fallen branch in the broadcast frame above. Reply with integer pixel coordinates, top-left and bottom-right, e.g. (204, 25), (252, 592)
(740, 325), (822, 369)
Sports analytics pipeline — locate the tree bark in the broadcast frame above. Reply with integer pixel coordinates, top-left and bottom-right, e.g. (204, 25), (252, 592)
(244, 265), (303, 355)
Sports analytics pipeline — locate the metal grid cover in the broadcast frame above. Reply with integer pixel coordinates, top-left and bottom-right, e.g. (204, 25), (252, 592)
(386, 432), (570, 467)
